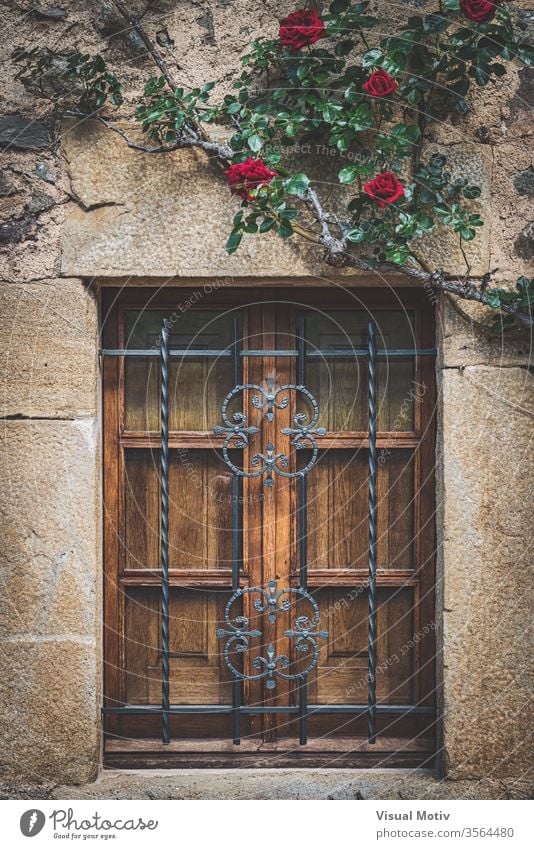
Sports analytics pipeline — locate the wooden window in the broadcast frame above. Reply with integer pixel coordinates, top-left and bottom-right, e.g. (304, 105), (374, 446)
(102, 287), (436, 768)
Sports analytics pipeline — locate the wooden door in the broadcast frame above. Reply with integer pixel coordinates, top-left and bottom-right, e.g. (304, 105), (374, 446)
(102, 287), (436, 767)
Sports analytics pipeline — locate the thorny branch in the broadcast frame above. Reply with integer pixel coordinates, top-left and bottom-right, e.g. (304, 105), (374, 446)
(70, 112), (234, 158)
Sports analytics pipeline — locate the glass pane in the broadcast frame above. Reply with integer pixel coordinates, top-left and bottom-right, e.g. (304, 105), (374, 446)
(309, 587), (414, 704)
(123, 357), (160, 432)
(303, 309), (416, 431)
(124, 588), (233, 704)
(124, 449), (236, 570)
(123, 310), (236, 431)
(307, 449), (415, 570)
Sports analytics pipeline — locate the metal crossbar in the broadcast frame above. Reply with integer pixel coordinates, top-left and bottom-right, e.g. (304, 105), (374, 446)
(99, 347), (436, 358)
(102, 704), (434, 716)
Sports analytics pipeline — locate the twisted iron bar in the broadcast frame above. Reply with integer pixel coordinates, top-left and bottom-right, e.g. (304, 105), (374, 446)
(367, 320), (377, 745)
(160, 323), (170, 744)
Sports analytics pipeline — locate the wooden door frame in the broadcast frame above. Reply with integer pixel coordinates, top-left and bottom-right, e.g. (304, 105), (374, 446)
(101, 285), (437, 768)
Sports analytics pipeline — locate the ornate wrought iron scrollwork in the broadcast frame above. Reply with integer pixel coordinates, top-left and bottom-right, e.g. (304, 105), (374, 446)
(213, 381), (326, 485)
(216, 580), (328, 688)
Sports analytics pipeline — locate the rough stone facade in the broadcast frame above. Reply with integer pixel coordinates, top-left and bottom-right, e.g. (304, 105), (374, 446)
(0, 0), (532, 798)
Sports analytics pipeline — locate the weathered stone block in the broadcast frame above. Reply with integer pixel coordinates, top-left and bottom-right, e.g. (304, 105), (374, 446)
(438, 366), (534, 778)
(413, 143), (492, 277)
(513, 168), (534, 197)
(61, 120), (492, 279)
(515, 221), (534, 260)
(0, 116), (50, 150)
(490, 142), (534, 283)
(47, 769), (531, 800)
(60, 120), (325, 278)
(0, 640), (99, 784)
(437, 296), (532, 368)
(0, 420), (100, 783)
(0, 279), (97, 418)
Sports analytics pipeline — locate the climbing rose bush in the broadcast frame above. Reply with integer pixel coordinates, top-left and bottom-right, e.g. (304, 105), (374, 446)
(278, 8), (326, 52)
(13, 1), (534, 330)
(213, 0), (531, 272)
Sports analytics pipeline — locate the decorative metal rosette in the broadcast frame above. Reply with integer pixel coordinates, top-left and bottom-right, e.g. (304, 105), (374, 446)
(216, 580), (328, 688)
(213, 381), (326, 486)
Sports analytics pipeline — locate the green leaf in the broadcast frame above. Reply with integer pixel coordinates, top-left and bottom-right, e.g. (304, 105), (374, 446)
(329, 0), (350, 13)
(335, 40), (355, 57)
(362, 48), (383, 69)
(247, 133), (263, 152)
(417, 214), (434, 230)
(348, 102), (372, 131)
(259, 218), (277, 233)
(423, 13), (450, 35)
(419, 189), (436, 203)
(226, 101), (242, 115)
(486, 290), (503, 309)
(516, 276), (533, 293)
(338, 166), (359, 184)
(517, 45), (534, 67)
(459, 226), (476, 241)
(346, 228), (366, 242)
(472, 65), (491, 86)
(463, 186), (482, 199)
(404, 124), (421, 142)
(284, 173), (310, 196)
(279, 222), (294, 238)
(226, 230), (243, 254)
(406, 88), (421, 105)
(355, 15), (379, 29)
(322, 102), (343, 122)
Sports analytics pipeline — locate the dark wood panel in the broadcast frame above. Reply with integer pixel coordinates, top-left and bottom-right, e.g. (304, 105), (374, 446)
(308, 587), (415, 706)
(123, 449), (235, 570)
(124, 588), (233, 705)
(307, 449), (415, 571)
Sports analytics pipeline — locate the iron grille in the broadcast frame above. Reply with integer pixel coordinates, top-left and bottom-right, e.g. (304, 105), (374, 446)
(101, 315), (436, 745)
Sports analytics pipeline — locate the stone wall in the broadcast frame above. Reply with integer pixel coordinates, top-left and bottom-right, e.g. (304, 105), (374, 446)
(0, 0), (532, 791)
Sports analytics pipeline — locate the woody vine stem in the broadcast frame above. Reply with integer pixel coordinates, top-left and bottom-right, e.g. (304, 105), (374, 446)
(14, 0), (533, 330)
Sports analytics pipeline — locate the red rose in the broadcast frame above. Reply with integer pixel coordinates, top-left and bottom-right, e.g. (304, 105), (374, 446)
(363, 69), (398, 98)
(364, 172), (405, 208)
(460, 0), (498, 23)
(226, 157), (277, 201)
(278, 9), (326, 53)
